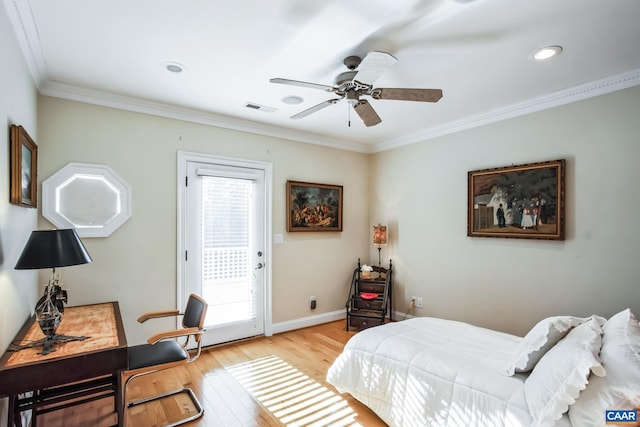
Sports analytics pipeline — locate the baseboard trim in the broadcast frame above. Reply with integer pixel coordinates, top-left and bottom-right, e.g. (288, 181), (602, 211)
(271, 310), (346, 335)
(271, 309), (415, 335)
(395, 310), (414, 320)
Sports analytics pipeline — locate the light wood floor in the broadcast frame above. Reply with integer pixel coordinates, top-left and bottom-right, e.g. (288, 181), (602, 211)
(39, 320), (387, 427)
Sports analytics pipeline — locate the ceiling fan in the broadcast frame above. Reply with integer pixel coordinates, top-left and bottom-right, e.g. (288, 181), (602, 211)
(270, 51), (443, 127)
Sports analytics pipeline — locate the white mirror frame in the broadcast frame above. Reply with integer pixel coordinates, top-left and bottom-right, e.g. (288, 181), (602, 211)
(42, 163), (132, 238)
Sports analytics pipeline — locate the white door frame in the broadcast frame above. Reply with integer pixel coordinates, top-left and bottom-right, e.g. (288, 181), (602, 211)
(177, 150), (273, 338)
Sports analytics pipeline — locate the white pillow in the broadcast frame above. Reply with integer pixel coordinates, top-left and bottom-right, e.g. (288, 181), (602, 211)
(506, 315), (587, 375)
(525, 316), (606, 427)
(569, 309), (640, 427)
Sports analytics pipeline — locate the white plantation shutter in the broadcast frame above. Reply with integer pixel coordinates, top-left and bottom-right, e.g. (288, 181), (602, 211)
(199, 172), (256, 325)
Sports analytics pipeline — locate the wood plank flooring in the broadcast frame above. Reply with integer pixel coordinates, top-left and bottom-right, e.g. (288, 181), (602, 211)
(39, 320), (387, 427)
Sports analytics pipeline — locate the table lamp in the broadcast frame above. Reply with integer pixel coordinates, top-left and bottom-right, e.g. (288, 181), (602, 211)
(14, 229), (92, 354)
(373, 224), (387, 266)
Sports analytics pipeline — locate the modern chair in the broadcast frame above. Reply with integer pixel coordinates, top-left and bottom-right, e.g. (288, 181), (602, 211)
(123, 293), (208, 427)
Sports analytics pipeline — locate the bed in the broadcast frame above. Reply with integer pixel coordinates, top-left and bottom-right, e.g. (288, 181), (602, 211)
(326, 310), (640, 427)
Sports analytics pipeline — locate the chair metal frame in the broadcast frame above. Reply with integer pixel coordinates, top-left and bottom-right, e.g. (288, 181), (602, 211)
(122, 294), (208, 427)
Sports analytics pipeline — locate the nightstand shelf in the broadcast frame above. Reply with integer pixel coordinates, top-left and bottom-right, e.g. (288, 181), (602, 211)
(345, 259), (393, 331)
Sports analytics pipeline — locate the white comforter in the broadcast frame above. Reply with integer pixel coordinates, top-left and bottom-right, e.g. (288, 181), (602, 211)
(327, 317), (572, 427)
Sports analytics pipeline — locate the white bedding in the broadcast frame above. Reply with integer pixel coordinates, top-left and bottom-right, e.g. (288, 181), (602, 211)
(327, 317), (572, 427)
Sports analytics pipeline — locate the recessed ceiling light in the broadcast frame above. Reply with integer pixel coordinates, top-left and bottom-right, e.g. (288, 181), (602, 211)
(282, 95), (304, 105)
(531, 46), (563, 61)
(163, 61), (186, 73)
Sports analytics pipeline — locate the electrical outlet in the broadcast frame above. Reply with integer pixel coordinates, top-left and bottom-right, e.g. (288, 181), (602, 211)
(415, 297), (423, 309)
(310, 296), (316, 310)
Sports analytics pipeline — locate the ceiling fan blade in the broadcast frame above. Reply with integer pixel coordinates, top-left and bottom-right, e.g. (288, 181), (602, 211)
(270, 78), (334, 92)
(371, 88), (443, 102)
(353, 100), (382, 127)
(353, 51), (397, 86)
(291, 98), (342, 119)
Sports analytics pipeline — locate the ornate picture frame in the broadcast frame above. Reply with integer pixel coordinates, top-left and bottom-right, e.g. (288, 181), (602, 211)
(287, 180), (343, 232)
(467, 159), (565, 240)
(10, 125), (38, 208)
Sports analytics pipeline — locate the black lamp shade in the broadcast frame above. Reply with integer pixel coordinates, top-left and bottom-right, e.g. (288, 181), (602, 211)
(15, 229), (92, 270)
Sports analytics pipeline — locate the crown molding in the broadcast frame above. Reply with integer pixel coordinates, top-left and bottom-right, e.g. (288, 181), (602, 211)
(40, 80), (372, 153)
(374, 68), (640, 152)
(3, 0), (47, 86)
(41, 69), (640, 155)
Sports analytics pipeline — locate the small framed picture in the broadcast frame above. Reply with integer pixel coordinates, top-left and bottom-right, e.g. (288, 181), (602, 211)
(10, 125), (38, 208)
(467, 159), (565, 240)
(287, 180), (343, 232)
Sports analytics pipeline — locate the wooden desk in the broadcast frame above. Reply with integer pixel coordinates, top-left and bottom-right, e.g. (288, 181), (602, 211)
(0, 302), (128, 427)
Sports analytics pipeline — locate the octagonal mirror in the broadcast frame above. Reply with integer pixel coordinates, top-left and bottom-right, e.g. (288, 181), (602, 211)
(42, 163), (132, 237)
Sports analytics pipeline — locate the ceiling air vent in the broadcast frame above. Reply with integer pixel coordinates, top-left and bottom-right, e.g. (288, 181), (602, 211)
(244, 102), (277, 113)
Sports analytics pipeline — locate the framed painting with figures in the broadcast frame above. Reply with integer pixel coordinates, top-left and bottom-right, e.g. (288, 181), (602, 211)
(467, 159), (565, 240)
(287, 180), (343, 232)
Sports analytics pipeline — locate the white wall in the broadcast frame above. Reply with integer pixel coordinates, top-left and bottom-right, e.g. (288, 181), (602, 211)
(36, 97), (370, 345)
(0, 0), (40, 352)
(0, 3), (39, 424)
(370, 86), (640, 336)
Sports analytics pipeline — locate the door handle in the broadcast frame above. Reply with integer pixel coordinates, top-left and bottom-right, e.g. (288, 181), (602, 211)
(255, 263), (264, 270)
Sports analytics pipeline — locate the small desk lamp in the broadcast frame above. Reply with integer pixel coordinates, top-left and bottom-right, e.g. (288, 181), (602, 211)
(373, 224), (387, 266)
(15, 229), (92, 354)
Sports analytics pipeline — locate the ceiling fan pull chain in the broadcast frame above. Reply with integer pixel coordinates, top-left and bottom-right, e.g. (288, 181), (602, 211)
(348, 103), (351, 127)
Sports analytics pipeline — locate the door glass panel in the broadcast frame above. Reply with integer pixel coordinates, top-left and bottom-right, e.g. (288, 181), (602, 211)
(201, 176), (255, 327)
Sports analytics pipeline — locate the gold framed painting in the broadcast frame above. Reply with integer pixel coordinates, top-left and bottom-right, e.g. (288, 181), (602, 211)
(287, 180), (343, 232)
(467, 159), (565, 240)
(10, 125), (38, 208)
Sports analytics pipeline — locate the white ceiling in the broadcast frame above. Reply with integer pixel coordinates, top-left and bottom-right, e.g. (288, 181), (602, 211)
(6, 0), (640, 152)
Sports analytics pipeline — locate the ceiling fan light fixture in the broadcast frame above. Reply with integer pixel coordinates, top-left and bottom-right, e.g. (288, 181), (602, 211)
(163, 61), (186, 73)
(346, 90), (359, 105)
(282, 96), (304, 105)
(531, 46), (562, 61)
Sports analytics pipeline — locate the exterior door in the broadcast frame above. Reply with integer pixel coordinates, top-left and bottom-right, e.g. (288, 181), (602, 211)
(178, 152), (272, 346)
